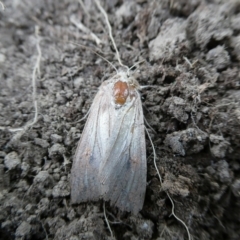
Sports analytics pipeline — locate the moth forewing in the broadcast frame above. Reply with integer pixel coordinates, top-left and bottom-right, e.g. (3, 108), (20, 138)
(71, 71), (147, 214)
(100, 90), (146, 214)
(71, 83), (113, 203)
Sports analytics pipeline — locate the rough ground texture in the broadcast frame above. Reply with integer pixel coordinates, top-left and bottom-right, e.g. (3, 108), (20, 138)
(0, 0), (240, 239)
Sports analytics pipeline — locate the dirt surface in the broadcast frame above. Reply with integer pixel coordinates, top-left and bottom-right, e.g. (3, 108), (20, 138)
(1, 0), (240, 239)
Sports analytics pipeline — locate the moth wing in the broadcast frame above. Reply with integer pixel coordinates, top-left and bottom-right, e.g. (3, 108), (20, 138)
(71, 83), (114, 203)
(100, 93), (146, 214)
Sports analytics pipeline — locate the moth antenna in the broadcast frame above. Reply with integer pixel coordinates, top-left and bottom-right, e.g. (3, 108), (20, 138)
(103, 202), (114, 238)
(67, 41), (118, 73)
(71, 107), (91, 124)
(145, 127), (192, 240)
(127, 60), (145, 76)
(140, 85), (157, 90)
(0, 1), (4, 10)
(129, 60), (145, 72)
(94, 0), (129, 72)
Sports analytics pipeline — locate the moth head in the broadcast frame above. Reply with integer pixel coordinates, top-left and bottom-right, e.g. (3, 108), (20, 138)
(112, 70), (140, 108)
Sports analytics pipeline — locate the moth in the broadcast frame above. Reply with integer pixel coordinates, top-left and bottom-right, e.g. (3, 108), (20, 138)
(71, 70), (146, 214)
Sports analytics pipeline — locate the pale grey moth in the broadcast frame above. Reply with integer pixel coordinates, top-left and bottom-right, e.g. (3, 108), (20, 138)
(71, 70), (146, 214)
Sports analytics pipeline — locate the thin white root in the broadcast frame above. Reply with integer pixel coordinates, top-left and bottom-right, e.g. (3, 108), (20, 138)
(0, 127), (24, 132)
(63, 154), (70, 172)
(0, 1), (4, 10)
(31, 26), (41, 124)
(70, 15), (102, 45)
(145, 127), (192, 240)
(0, 26), (41, 140)
(94, 0), (128, 71)
(144, 117), (156, 134)
(183, 56), (198, 68)
(159, 224), (176, 239)
(167, 191), (192, 240)
(78, 0), (91, 19)
(183, 56), (193, 68)
(145, 127), (162, 183)
(103, 202), (114, 238)
(40, 221), (49, 240)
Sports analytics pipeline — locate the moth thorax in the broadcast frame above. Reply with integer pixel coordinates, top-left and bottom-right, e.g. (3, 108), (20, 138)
(113, 80), (129, 105)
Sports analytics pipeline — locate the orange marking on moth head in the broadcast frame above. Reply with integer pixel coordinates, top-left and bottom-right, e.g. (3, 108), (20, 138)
(113, 80), (129, 105)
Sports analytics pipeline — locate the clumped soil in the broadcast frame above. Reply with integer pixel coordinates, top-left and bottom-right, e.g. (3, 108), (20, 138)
(1, 0), (240, 239)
